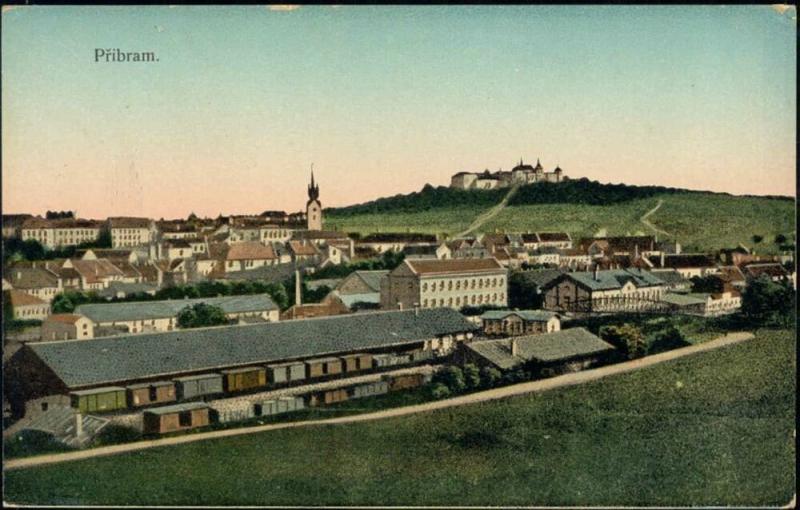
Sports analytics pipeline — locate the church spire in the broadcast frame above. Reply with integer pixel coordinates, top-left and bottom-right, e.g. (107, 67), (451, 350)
(307, 164), (319, 202)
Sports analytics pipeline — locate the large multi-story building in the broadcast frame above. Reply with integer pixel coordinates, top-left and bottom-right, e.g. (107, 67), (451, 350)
(380, 258), (508, 310)
(108, 217), (156, 248)
(541, 268), (667, 313)
(451, 158), (566, 190)
(20, 217), (102, 249)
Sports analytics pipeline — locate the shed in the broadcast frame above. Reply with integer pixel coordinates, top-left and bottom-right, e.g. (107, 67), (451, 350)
(220, 366), (267, 392)
(70, 386), (127, 413)
(126, 380), (176, 407)
(172, 373), (224, 400)
(142, 402), (210, 434)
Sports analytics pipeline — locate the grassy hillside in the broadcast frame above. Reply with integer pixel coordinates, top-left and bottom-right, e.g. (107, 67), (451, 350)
(5, 328), (795, 506)
(325, 180), (795, 254)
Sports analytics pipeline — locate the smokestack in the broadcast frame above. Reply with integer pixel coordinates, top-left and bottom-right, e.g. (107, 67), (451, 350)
(593, 263), (599, 281)
(660, 252), (665, 268)
(295, 269), (302, 306)
(75, 412), (83, 437)
(511, 338), (518, 357)
(634, 244), (639, 259)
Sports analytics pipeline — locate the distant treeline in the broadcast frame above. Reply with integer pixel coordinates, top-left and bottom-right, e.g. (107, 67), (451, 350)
(326, 178), (793, 217)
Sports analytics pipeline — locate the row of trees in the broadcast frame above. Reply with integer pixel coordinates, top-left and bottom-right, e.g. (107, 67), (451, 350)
(305, 250), (406, 281)
(3, 231), (112, 264)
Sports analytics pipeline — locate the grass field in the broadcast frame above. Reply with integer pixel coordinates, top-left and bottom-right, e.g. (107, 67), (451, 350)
(4, 328), (794, 506)
(326, 192), (795, 254)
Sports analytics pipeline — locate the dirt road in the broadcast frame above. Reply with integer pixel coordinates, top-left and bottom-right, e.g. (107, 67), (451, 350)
(4, 331), (754, 472)
(453, 183), (519, 238)
(640, 199), (670, 236)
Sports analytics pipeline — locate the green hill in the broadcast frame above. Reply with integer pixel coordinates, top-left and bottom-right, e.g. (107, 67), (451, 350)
(324, 179), (795, 254)
(4, 328), (794, 506)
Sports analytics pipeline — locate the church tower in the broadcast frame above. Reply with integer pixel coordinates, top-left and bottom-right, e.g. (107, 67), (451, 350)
(306, 169), (322, 231)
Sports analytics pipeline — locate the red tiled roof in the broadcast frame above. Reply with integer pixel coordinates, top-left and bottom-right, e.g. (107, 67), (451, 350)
(7, 289), (47, 307)
(226, 242), (277, 261)
(45, 314), (84, 324)
(288, 240), (320, 256)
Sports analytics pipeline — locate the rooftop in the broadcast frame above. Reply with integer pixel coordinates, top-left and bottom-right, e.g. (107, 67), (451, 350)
(27, 308), (478, 388)
(76, 294), (278, 323)
(404, 258), (505, 276)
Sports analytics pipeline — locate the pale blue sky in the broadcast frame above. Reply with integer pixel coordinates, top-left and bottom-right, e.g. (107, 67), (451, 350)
(2, 5), (796, 218)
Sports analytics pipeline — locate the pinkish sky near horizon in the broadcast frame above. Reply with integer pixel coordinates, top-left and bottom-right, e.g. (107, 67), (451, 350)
(2, 5), (796, 219)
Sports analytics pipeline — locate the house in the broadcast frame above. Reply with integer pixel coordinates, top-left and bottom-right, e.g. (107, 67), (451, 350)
(2, 213), (33, 238)
(224, 242), (278, 272)
(447, 238), (490, 259)
(646, 253), (718, 279)
(559, 248), (593, 269)
(108, 217), (156, 248)
(41, 314), (95, 341)
(19, 217), (103, 249)
(5, 308), (478, 418)
(6, 289), (51, 321)
(288, 240), (320, 263)
(5, 266), (62, 302)
(457, 327), (614, 376)
(75, 294), (280, 335)
(63, 258), (126, 290)
(480, 310), (561, 337)
(649, 268), (693, 292)
(358, 233), (438, 254)
(164, 239), (195, 261)
(742, 262), (790, 283)
(528, 246), (561, 266)
(715, 265), (747, 290)
(541, 268), (667, 313)
(402, 243), (452, 260)
(327, 270), (388, 309)
(580, 235), (658, 259)
(381, 258), (508, 310)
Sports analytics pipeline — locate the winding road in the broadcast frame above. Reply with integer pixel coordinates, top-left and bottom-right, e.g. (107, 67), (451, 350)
(4, 331), (753, 472)
(640, 199), (670, 237)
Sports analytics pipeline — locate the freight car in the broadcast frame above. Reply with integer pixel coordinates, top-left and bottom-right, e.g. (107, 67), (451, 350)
(340, 353), (373, 373)
(220, 367), (267, 393)
(70, 386), (127, 414)
(127, 381), (176, 407)
(266, 361), (306, 385)
(142, 402), (210, 435)
(173, 373), (224, 400)
(254, 396), (305, 417)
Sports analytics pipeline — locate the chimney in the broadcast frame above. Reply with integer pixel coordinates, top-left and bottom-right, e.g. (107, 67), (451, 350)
(593, 263), (599, 281)
(511, 338), (519, 357)
(75, 412), (83, 437)
(660, 252), (665, 268)
(634, 244), (639, 259)
(295, 269), (302, 307)
(414, 303), (420, 316)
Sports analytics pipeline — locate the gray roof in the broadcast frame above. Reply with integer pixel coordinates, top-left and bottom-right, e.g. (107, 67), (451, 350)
(335, 292), (380, 308)
(515, 268), (568, 289)
(306, 278), (342, 291)
(28, 308), (478, 388)
(660, 293), (707, 306)
(555, 269), (665, 291)
(353, 270), (389, 293)
(480, 310), (559, 322)
(71, 386), (126, 396)
(144, 402), (209, 415)
(96, 281), (159, 298)
(649, 269), (691, 286)
(76, 294), (278, 323)
(465, 327), (614, 369)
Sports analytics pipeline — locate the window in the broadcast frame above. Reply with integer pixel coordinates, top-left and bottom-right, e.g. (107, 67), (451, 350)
(149, 386), (158, 402)
(422, 282), (428, 292)
(41, 402), (49, 412)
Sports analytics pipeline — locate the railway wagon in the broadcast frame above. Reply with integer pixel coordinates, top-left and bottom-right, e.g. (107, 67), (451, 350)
(70, 386), (127, 414)
(372, 353), (413, 369)
(127, 381), (177, 407)
(305, 357), (343, 379)
(173, 373), (224, 400)
(308, 388), (349, 406)
(266, 362), (306, 384)
(220, 367), (267, 393)
(254, 396), (305, 416)
(409, 349), (435, 362)
(387, 373), (428, 392)
(143, 402), (210, 434)
(351, 380), (390, 399)
(340, 353), (373, 373)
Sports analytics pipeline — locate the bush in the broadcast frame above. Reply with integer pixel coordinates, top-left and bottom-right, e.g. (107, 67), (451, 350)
(3, 429), (75, 459)
(462, 364), (481, 390)
(433, 366), (466, 393)
(176, 303), (228, 329)
(741, 275), (795, 327)
(599, 324), (646, 359)
(92, 424), (142, 446)
(648, 326), (690, 354)
(429, 383), (451, 400)
(479, 366), (502, 389)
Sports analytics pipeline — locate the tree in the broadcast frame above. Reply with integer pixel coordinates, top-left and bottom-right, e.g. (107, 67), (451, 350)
(264, 282), (289, 310)
(690, 275), (723, 293)
(751, 234), (763, 244)
(647, 326), (690, 354)
(479, 366), (502, 389)
(51, 293), (76, 314)
(462, 364), (481, 390)
(508, 270), (546, 309)
(774, 234), (787, 244)
(741, 275), (795, 327)
(600, 324), (646, 359)
(433, 366), (466, 393)
(176, 303), (228, 329)
(429, 383), (451, 399)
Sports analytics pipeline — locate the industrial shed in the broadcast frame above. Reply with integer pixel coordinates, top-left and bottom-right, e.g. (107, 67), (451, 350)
(458, 327), (615, 376)
(142, 402), (210, 435)
(6, 308), (477, 417)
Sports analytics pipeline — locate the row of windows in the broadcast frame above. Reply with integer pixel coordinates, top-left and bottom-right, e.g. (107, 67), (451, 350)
(422, 277), (505, 293)
(113, 228), (148, 234)
(16, 307), (47, 317)
(422, 293), (505, 308)
(262, 230), (289, 239)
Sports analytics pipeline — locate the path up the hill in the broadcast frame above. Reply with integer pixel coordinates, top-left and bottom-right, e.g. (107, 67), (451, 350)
(453, 183), (519, 239)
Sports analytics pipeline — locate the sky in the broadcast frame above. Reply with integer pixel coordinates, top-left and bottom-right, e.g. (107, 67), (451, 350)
(1, 5), (796, 219)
